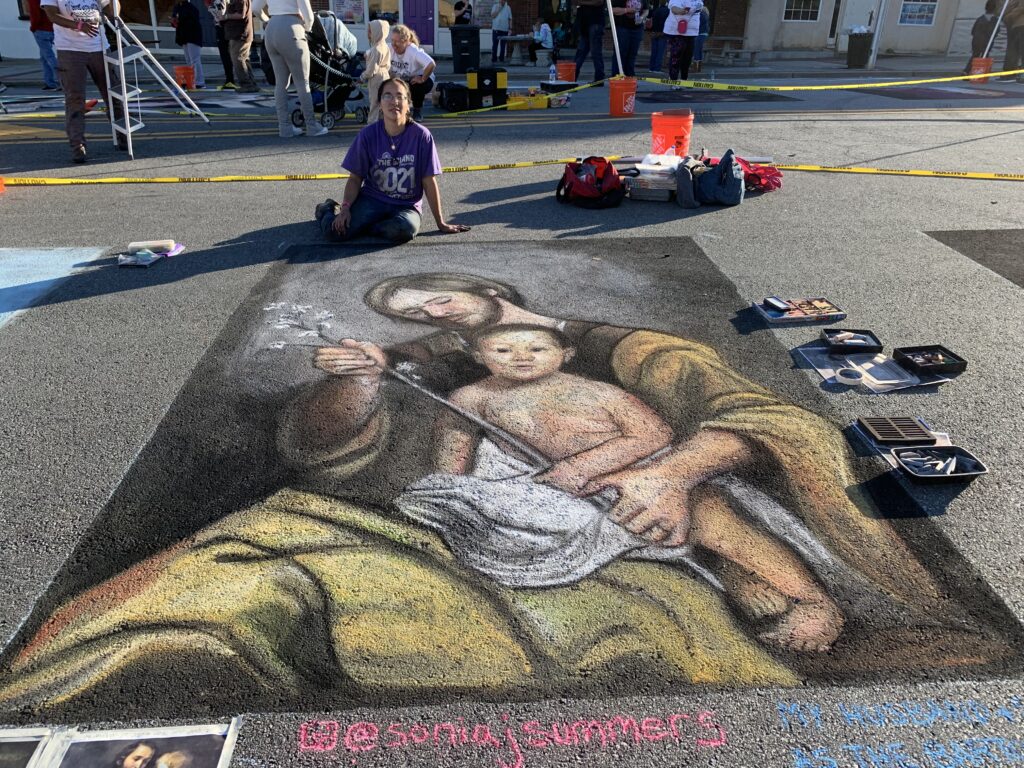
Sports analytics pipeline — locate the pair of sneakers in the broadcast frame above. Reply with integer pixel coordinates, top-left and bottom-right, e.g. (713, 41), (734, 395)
(282, 125), (329, 137)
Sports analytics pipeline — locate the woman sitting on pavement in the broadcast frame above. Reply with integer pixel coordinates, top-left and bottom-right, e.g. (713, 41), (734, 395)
(388, 23), (435, 121)
(314, 78), (471, 243)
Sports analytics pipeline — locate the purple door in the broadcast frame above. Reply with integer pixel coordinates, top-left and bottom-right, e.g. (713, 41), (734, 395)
(403, 0), (434, 45)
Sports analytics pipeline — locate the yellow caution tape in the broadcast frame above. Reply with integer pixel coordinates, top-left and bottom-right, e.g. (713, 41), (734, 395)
(3, 157), (1020, 186)
(771, 163), (1024, 181)
(635, 67), (1024, 92)
(0, 156), (606, 186)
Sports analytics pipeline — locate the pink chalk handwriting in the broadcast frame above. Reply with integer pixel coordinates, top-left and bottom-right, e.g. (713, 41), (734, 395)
(296, 709), (727, 767)
(298, 720), (340, 752)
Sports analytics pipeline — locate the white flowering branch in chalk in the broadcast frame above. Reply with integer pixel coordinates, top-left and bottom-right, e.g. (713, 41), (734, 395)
(263, 303), (336, 350)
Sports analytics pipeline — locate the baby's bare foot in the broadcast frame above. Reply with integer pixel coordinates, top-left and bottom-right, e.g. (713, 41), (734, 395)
(758, 597), (845, 653)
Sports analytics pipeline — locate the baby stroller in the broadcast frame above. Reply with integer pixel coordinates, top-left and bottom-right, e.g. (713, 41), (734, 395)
(292, 12), (367, 129)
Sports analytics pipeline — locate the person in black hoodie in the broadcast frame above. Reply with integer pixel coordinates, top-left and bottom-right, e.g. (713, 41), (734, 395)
(172, 0), (206, 87)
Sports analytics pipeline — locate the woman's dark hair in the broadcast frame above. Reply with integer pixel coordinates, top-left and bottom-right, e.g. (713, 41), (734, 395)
(113, 742), (156, 768)
(377, 77), (413, 104)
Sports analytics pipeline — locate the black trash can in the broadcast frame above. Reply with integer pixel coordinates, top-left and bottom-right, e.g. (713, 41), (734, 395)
(847, 32), (874, 68)
(450, 25), (481, 74)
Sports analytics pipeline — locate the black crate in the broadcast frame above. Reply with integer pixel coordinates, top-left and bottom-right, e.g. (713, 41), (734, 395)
(821, 328), (883, 355)
(893, 345), (967, 375)
(437, 82), (470, 112)
(891, 445), (988, 483)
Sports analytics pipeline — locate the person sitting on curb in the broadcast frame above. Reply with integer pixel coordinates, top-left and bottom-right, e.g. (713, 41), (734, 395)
(314, 78), (471, 244)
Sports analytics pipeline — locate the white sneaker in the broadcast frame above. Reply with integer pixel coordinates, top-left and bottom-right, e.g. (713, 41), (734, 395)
(280, 126), (303, 137)
(307, 125), (329, 137)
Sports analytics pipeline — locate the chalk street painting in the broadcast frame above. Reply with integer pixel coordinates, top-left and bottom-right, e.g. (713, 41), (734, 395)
(0, 242), (1020, 720)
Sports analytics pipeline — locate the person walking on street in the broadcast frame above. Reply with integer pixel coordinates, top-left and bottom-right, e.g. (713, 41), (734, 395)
(647, 0), (668, 71)
(253, 0), (328, 136)
(573, 0), (607, 84)
(692, 4), (709, 72)
(222, 0), (259, 91)
(999, 0), (1024, 81)
(610, 0), (647, 77)
(490, 0), (512, 62)
(41, 0), (126, 162)
(28, 0), (60, 90)
(172, 0), (206, 87)
(663, 0), (701, 84)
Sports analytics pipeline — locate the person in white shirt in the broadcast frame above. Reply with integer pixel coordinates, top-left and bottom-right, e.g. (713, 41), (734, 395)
(663, 0), (702, 82)
(489, 0), (511, 62)
(251, 0), (329, 137)
(41, 0), (126, 163)
(388, 24), (435, 121)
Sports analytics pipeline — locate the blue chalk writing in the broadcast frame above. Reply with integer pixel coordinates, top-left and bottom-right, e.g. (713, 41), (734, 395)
(923, 737), (1024, 767)
(779, 703), (824, 730)
(792, 746), (840, 767)
(842, 743), (920, 768)
(837, 700), (991, 730)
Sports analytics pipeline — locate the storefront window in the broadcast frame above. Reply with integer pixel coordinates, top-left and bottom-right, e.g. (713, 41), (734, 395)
(783, 0), (820, 21)
(898, 0), (936, 24)
(332, 0), (365, 23)
(369, 0), (398, 23)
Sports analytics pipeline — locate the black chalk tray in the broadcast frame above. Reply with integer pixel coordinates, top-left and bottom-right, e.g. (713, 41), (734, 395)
(893, 345), (967, 375)
(821, 328), (883, 355)
(891, 445), (988, 483)
(752, 297), (846, 324)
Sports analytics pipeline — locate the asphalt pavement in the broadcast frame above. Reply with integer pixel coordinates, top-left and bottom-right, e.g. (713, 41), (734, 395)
(1, 47), (1024, 768)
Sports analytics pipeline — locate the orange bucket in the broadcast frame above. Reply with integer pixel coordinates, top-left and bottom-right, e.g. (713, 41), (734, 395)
(609, 77), (637, 117)
(968, 57), (993, 83)
(173, 65), (196, 90)
(651, 109), (694, 155)
(556, 61), (576, 82)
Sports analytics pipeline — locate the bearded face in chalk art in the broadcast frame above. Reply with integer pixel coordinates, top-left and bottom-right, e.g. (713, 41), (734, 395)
(0, 264), (1020, 719)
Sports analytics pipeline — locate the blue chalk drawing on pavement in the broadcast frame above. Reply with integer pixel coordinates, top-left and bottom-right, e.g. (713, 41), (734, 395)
(0, 248), (107, 330)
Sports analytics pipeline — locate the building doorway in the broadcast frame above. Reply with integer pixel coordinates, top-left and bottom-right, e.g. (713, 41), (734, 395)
(403, 0), (434, 45)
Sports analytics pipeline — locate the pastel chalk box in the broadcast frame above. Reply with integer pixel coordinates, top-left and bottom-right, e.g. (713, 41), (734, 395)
(892, 345), (968, 375)
(891, 445), (988, 483)
(821, 328), (883, 355)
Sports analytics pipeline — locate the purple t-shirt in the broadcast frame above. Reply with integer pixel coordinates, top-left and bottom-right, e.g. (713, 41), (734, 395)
(342, 121), (442, 212)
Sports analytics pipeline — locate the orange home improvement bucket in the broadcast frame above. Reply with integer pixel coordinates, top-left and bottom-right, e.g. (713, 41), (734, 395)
(968, 57), (993, 83)
(609, 77), (637, 117)
(651, 109), (694, 156)
(556, 61), (576, 82)
(173, 65), (196, 90)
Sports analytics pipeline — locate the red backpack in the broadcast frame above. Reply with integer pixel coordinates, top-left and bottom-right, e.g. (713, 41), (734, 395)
(555, 156), (626, 209)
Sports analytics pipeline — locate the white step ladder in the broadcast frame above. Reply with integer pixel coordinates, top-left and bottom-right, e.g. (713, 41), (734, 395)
(103, 7), (210, 159)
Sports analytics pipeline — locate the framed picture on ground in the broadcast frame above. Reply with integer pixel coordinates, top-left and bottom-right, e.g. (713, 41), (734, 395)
(0, 729), (52, 768)
(44, 723), (239, 768)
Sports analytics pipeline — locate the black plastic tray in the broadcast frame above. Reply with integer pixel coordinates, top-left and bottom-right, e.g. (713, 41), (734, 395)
(821, 328), (883, 355)
(891, 445), (988, 483)
(893, 345), (967, 375)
